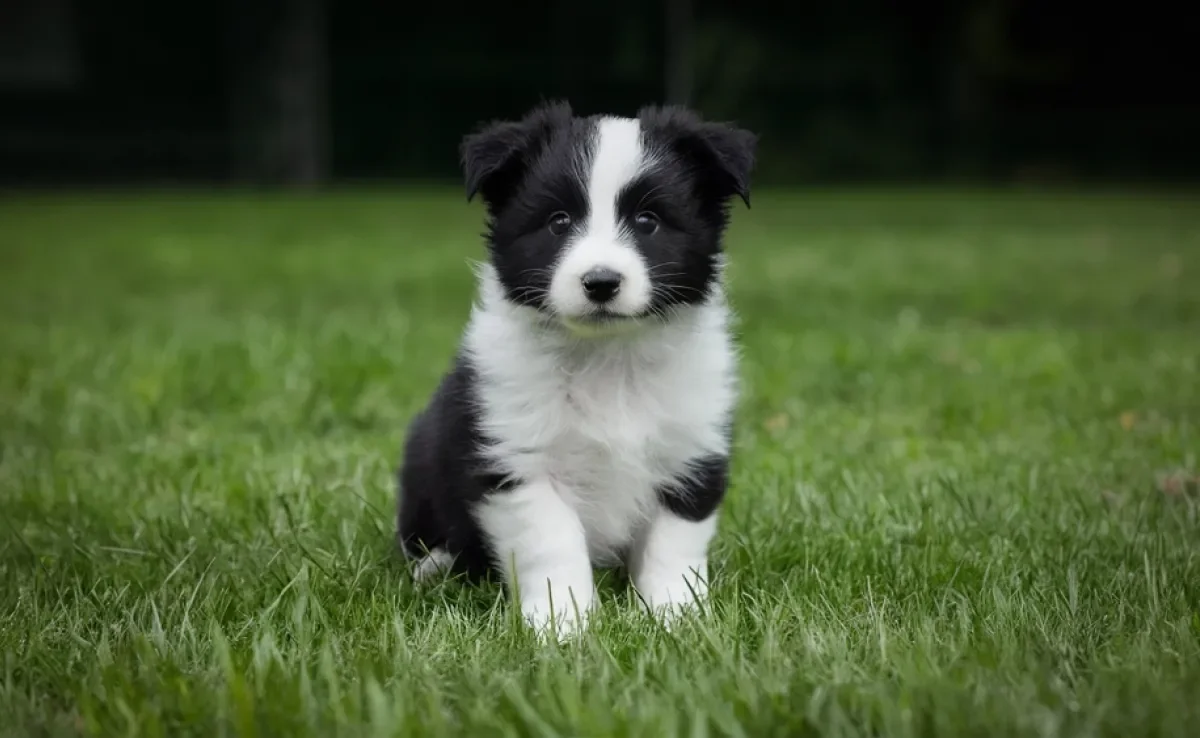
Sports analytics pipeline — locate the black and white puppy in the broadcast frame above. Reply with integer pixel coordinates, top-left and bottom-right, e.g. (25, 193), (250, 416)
(396, 101), (756, 638)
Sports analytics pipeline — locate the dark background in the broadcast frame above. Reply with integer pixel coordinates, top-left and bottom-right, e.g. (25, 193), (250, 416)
(1, 0), (1195, 188)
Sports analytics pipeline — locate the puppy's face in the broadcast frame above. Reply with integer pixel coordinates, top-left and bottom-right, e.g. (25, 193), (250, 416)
(461, 102), (756, 333)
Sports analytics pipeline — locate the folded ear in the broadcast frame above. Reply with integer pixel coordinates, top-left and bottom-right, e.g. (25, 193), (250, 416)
(638, 106), (757, 208)
(461, 100), (573, 211)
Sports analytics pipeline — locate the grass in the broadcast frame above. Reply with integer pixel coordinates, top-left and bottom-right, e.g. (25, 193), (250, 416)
(1, 187), (1198, 737)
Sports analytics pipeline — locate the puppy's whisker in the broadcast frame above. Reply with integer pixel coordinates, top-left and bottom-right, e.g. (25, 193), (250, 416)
(646, 262), (686, 274)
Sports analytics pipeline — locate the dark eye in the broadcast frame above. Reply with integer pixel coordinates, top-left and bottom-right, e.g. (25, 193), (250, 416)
(547, 211), (572, 236)
(633, 211), (660, 235)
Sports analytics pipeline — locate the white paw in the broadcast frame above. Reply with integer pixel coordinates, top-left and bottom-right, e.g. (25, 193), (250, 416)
(636, 574), (709, 628)
(411, 548), (455, 583)
(520, 590), (594, 642)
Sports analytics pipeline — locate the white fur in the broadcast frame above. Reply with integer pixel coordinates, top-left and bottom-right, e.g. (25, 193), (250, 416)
(467, 262), (735, 635)
(548, 117), (656, 320)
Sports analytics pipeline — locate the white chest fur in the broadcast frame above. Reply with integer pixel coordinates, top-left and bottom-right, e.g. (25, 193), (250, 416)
(464, 271), (737, 566)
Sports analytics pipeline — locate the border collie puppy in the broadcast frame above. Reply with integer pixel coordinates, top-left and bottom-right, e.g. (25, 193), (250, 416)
(397, 101), (756, 638)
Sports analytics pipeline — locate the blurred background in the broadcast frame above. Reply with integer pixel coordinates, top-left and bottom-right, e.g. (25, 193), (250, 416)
(0, 0), (1195, 190)
(0, 0), (1195, 189)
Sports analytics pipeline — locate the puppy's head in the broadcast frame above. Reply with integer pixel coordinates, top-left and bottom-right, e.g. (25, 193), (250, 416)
(461, 101), (756, 334)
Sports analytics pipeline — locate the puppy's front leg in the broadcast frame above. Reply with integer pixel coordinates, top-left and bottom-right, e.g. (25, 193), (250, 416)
(629, 509), (717, 624)
(630, 456), (727, 625)
(475, 479), (594, 639)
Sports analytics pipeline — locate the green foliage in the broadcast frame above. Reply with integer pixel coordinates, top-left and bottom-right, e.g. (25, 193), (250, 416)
(1, 189), (1198, 736)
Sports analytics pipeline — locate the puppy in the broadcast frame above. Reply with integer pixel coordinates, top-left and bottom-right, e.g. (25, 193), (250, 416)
(396, 101), (756, 638)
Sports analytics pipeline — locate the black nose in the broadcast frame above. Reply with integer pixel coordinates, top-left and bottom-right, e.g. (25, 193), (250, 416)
(580, 267), (622, 303)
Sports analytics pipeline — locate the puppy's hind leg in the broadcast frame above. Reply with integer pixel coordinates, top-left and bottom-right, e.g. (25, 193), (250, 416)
(396, 460), (452, 582)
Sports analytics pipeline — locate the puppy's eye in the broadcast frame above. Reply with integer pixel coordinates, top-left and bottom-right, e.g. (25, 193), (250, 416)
(633, 211), (660, 235)
(547, 211), (572, 236)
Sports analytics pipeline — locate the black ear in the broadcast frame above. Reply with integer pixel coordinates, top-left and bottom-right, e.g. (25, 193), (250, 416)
(461, 100), (573, 210)
(639, 106), (757, 208)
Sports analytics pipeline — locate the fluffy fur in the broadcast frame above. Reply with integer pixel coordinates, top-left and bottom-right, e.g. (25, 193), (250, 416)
(396, 101), (756, 638)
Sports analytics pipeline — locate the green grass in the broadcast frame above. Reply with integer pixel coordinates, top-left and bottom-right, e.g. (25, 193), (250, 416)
(2, 188), (1198, 737)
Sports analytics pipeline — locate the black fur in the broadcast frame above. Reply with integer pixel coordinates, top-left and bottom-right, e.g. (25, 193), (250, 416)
(658, 454), (730, 522)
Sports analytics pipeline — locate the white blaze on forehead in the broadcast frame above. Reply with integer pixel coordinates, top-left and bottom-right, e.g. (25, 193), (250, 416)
(585, 117), (650, 241)
(548, 116), (656, 324)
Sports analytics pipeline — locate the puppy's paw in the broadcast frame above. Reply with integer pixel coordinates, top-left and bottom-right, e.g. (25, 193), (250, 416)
(521, 592), (594, 643)
(411, 548), (455, 583)
(636, 574), (709, 630)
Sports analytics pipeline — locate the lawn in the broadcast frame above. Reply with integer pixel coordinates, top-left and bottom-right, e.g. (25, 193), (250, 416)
(1, 188), (1198, 737)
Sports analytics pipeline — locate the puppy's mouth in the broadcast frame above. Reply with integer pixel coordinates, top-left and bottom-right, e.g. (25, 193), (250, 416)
(576, 308), (632, 324)
(558, 308), (646, 335)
